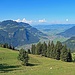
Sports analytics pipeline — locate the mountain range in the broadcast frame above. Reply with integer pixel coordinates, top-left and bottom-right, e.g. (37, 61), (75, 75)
(63, 37), (75, 51)
(0, 20), (46, 47)
(57, 25), (75, 37)
(57, 25), (75, 51)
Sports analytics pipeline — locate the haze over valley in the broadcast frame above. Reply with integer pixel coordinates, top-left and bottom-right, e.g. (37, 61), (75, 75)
(0, 0), (75, 75)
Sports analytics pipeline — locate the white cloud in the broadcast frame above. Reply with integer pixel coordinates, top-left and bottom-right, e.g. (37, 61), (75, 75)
(22, 18), (33, 24)
(39, 19), (47, 23)
(14, 18), (33, 24)
(14, 18), (47, 25)
(15, 19), (21, 22)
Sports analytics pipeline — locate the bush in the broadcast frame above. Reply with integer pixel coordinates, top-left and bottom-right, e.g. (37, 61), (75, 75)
(18, 49), (29, 66)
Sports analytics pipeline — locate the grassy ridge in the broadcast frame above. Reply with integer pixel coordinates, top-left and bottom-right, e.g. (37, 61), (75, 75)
(0, 47), (75, 75)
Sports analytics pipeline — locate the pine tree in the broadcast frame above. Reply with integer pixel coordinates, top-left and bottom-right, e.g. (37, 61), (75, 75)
(18, 49), (29, 66)
(28, 49), (31, 54)
(42, 41), (47, 57)
(50, 41), (55, 58)
(8, 45), (12, 49)
(5, 43), (9, 48)
(36, 42), (42, 55)
(60, 45), (68, 62)
(3, 44), (6, 48)
(31, 44), (36, 54)
(47, 41), (51, 57)
(55, 41), (63, 60)
(12, 46), (15, 50)
(67, 49), (72, 62)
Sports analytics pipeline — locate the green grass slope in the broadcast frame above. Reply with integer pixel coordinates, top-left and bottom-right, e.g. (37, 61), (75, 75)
(0, 47), (75, 75)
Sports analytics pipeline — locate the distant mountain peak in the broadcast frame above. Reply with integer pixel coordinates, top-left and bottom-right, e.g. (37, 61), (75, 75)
(57, 26), (75, 37)
(0, 20), (18, 26)
(0, 20), (46, 47)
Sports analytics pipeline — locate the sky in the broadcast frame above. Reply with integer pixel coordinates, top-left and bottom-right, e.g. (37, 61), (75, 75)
(0, 0), (75, 25)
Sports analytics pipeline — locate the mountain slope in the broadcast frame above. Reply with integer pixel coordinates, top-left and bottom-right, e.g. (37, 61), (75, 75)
(0, 20), (46, 47)
(57, 26), (75, 37)
(63, 37), (75, 51)
(0, 47), (75, 75)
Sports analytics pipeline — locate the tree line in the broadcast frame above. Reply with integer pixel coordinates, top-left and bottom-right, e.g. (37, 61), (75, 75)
(31, 41), (72, 62)
(0, 43), (15, 50)
(13, 40), (72, 66)
(0, 41), (72, 66)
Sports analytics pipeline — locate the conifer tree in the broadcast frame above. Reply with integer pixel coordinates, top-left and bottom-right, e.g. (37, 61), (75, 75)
(28, 49), (31, 54)
(67, 49), (72, 62)
(36, 42), (42, 55)
(31, 44), (36, 54)
(42, 41), (47, 57)
(18, 49), (29, 66)
(50, 41), (55, 58)
(5, 43), (9, 48)
(55, 41), (63, 60)
(60, 45), (68, 62)
(47, 41), (51, 57)
(8, 45), (12, 49)
(3, 44), (6, 48)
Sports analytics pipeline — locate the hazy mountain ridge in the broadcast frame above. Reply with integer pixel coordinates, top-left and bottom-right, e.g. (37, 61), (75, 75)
(57, 25), (75, 37)
(0, 20), (46, 47)
(63, 37), (75, 51)
(33, 24), (74, 30)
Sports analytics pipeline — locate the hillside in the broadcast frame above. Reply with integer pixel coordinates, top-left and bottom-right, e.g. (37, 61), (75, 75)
(63, 37), (75, 51)
(33, 24), (75, 35)
(0, 47), (75, 75)
(57, 26), (75, 37)
(0, 20), (47, 47)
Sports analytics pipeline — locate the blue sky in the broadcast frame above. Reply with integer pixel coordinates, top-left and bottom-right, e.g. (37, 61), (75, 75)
(0, 0), (75, 25)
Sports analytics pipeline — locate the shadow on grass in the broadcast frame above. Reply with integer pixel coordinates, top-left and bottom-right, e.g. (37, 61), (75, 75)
(0, 64), (20, 73)
(27, 63), (39, 66)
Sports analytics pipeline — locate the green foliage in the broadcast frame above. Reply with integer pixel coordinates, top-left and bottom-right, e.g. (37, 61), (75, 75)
(67, 49), (72, 62)
(50, 41), (55, 58)
(60, 45), (68, 62)
(35, 42), (42, 55)
(55, 41), (63, 60)
(28, 49), (31, 54)
(60, 45), (72, 62)
(31, 44), (36, 54)
(0, 43), (15, 50)
(42, 41), (47, 56)
(18, 49), (29, 66)
(47, 41), (51, 57)
(31, 41), (72, 62)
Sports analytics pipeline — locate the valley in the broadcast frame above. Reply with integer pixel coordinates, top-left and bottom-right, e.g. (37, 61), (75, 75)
(0, 0), (75, 75)
(19, 24), (75, 50)
(0, 20), (75, 51)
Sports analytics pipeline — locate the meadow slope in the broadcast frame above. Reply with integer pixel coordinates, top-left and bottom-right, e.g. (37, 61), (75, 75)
(0, 47), (75, 75)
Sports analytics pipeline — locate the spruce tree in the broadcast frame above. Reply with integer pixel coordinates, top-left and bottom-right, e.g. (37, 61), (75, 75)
(18, 49), (29, 66)
(3, 44), (6, 48)
(31, 44), (36, 54)
(42, 41), (47, 57)
(8, 45), (12, 49)
(50, 41), (55, 58)
(5, 43), (9, 48)
(60, 45), (68, 62)
(55, 41), (63, 60)
(67, 49), (72, 62)
(36, 42), (42, 55)
(47, 41), (51, 57)
(28, 49), (31, 54)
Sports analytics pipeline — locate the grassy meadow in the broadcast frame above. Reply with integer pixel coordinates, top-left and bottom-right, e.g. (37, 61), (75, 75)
(0, 47), (75, 75)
